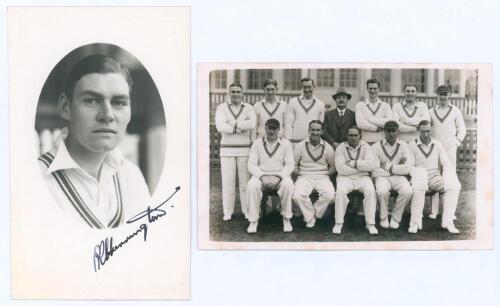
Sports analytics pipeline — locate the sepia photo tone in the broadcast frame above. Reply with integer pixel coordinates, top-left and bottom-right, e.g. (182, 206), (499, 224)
(199, 64), (490, 249)
(35, 43), (166, 229)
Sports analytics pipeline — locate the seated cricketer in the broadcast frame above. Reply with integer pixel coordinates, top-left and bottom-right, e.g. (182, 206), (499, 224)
(333, 126), (378, 235)
(38, 54), (150, 229)
(246, 119), (295, 233)
(371, 121), (413, 229)
(407, 120), (461, 234)
(292, 120), (336, 228)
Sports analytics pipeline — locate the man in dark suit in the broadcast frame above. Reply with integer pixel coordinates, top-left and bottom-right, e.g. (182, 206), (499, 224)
(322, 88), (356, 149)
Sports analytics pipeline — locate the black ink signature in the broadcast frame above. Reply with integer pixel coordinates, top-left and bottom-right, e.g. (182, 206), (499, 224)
(93, 186), (180, 272)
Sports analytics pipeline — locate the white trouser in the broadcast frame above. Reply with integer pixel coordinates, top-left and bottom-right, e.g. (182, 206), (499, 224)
(220, 156), (250, 218)
(293, 175), (335, 223)
(246, 176), (294, 222)
(335, 176), (376, 225)
(409, 168), (460, 228)
(375, 176), (412, 222)
(444, 144), (458, 170)
(409, 167), (428, 227)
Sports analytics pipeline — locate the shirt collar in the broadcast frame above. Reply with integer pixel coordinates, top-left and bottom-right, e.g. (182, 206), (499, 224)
(365, 98), (381, 106)
(261, 97), (279, 105)
(382, 138), (401, 147)
(346, 142), (362, 151)
(337, 108), (346, 115)
(403, 100), (417, 107)
(436, 102), (450, 109)
(306, 138), (325, 147)
(300, 95), (316, 101)
(264, 136), (282, 145)
(415, 137), (436, 146)
(47, 129), (124, 175)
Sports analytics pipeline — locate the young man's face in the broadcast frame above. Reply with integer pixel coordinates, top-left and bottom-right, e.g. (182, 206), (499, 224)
(263, 84), (277, 100)
(301, 80), (314, 99)
(308, 122), (323, 143)
(367, 82), (379, 99)
(265, 125), (280, 142)
(419, 124), (432, 144)
(438, 92), (449, 106)
(404, 86), (417, 103)
(384, 128), (399, 144)
(229, 85), (243, 104)
(62, 72), (131, 154)
(347, 128), (361, 148)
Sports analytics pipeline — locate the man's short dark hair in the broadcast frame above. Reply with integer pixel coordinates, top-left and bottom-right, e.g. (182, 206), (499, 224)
(309, 120), (323, 128)
(301, 77), (315, 87)
(64, 54), (133, 99)
(418, 120), (432, 129)
(229, 82), (243, 90)
(403, 83), (418, 91)
(263, 79), (278, 88)
(347, 125), (362, 135)
(366, 78), (381, 88)
(265, 118), (280, 129)
(384, 120), (399, 131)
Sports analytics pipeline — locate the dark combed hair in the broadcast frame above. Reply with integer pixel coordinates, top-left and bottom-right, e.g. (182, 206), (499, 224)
(229, 82), (243, 90)
(263, 79), (278, 88)
(366, 78), (381, 88)
(309, 120), (323, 128)
(403, 83), (418, 91)
(64, 54), (133, 99)
(347, 125), (362, 135)
(418, 119), (432, 129)
(300, 77), (315, 86)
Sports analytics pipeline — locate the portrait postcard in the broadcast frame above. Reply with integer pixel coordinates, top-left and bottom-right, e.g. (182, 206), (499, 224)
(8, 7), (190, 299)
(198, 63), (492, 250)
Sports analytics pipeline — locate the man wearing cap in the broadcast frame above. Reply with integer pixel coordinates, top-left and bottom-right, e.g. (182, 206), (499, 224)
(292, 120), (336, 228)
(355, 79), (393, 143)
(285, 78), (325, 146)
(246, 118), (295, 233)
(253, 79), (288, 139)
(429, 85), (466, 169)
(428, 85), (466, 219)
(333, 125), (378, 235)
(392, 84), (431, 142)
(407, 120), (461, 234)
(323, 88), (356, 150)
(215, 82), (256, 221)
(371, 121), (413, 229)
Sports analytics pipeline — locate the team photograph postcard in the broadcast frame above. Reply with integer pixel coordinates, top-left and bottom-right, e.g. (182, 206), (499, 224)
(9, 7), (190, 299)
(198, 63), (492, 250)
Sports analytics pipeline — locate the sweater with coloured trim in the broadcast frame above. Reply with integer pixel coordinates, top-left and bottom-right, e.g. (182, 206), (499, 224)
(294, 139), (335, 176)
(355, 100), (393, 143)
(392, 101), (431, 142)
(429, 104), (466, 147)
(335, 141), (376, 179)
(284, 96), (325, 143)
(215, 102), (256, 157)
(371, 139), (412, 177)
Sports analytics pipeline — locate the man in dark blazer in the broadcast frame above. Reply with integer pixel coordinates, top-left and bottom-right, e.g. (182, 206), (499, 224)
(322, 88), (356, 149)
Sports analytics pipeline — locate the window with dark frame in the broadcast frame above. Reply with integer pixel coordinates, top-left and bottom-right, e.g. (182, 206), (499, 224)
(401, 69), (426, 93)
(445, 69), (461, 94)
(339, 69), (358, 88)
(316, 69), (335, 87)
(247, 69), (273, 90)
(211, 70), (227, 89)
(371, 69), (391, 92)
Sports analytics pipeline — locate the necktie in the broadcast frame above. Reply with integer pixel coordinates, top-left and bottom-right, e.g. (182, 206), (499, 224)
(340, 110), (343, 117)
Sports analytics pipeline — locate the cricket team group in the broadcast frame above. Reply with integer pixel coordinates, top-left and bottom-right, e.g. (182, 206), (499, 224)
(215, 77), (466, 235)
